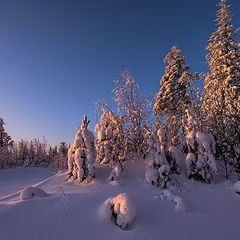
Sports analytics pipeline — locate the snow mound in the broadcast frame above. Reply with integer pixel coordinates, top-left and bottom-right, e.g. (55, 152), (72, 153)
(20, 186), (49, 200)
(156, 190), (188, 212)
(233, 181), (240, 194)
(104, 193), (137, 230)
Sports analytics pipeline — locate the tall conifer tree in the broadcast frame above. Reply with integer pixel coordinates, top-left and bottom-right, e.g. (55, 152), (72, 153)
(154, 46), (200, 139)
(203, 0), (240, 178)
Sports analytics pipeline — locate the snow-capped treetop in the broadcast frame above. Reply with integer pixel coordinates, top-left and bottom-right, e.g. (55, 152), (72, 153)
(81, 115), (90, 130)
(203, 0), (240, 128)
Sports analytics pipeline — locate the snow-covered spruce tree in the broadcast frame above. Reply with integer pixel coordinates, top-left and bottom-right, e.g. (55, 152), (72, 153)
(112, 70), (152, 155)
(145, 129), (170, 188)
(202, 0), (240, 178)
(68, 115), (96, 182)
(0, 118), (13, 168)
(144, 126), (180, 188)
(95, 104), (125, 181)
(153, 46), (200, 139)
(184, 109), (217, 183)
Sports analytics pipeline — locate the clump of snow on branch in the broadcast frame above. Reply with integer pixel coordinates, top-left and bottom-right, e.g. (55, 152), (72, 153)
(68, 115), (96, 183)
(103, 193), (137, 230)
(184, 110), (217, 183)
(20, 186), (49, 200)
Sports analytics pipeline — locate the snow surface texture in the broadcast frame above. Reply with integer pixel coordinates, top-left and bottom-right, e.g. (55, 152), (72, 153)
(20, 186), (49, 200)
(1, 162), (240, 240)
(104, 193), (137, 230)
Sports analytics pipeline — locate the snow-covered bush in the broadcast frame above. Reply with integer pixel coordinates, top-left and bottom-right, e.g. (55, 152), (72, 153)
(184, 110), (217, 183)
(157, 126), (180, 174)
(20, 186), (49, 200)
(233, 181), (240, 194)
(68, 115), (96, 183)
(95, 106), (125, 181)
(144, 128), (179, 188)
(145, 165), (159, 185)
(104, 193), (137, 230)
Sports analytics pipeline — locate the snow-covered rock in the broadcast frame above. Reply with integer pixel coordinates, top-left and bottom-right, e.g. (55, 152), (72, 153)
(20, 186), (49, 200)
(104, 193), (137, 230)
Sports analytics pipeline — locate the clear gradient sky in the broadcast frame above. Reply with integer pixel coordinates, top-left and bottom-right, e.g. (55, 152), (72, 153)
(0, 0), (240, 146)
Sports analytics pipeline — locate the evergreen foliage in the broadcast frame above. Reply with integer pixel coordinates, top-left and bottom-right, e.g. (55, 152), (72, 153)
(68, 115), (96, 182)
(203, 0), (240, 178)
(153, 46), (200, 139)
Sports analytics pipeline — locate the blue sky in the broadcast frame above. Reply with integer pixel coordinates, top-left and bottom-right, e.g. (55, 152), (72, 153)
(0, 0), (239, 146)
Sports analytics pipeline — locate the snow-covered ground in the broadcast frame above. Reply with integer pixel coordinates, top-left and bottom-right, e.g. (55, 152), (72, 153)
(0, 160), (240, 240)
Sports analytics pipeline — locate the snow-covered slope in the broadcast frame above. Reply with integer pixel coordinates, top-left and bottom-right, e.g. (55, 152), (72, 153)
(0, 161), (240, 240)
